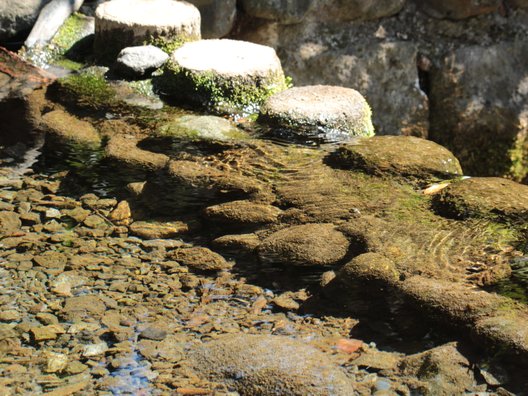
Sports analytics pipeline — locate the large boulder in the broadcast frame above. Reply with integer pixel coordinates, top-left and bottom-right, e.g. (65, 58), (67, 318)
(429, 41), (528, 181)
(418, 0), (500, 19)
(0, 48), (53, 146)
(239, 0), (315, 24)
(162, 39), (287, 114)
(186, 0), (237, 38)
(0, 0), (50, 42)
(258, 223), (350, 266)
(259, 85), (374, 141)
(94, 0), (201, 63)
(328, 136), (463, 183)
(187, 334), (356, 395)
(310, 0), (405, 21)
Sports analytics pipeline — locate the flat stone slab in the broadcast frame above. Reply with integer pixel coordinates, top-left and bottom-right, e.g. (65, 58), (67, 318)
(259, 85), (374, 141)
(115, 45), (169, 78)
(328, 135), (462, 183)
(94, 0), (201, 62)
(163, 39), (286, 113)
(432, 177), (528, 222)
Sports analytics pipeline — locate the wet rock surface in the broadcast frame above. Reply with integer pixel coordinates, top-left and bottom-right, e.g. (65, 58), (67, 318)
(2, 8), (528, 394)
(432, 177), (528, 222)
(187, 334), (356, 395)
(329, 135), (463, 183)
(259, 223), (351, 267)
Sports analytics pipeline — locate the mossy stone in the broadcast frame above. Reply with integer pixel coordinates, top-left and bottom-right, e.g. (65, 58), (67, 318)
(157, 114), (249, 141)
(161, 39), (288, 115)
(328, 136), (463, 183)
(432, 177), (528, 223)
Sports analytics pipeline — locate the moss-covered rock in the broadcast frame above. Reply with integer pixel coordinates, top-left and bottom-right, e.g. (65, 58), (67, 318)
(41, 109), (101, 146)
(204, 200), (282, 225)
(328, 136), (463, 184)
(259, 85), (374, 141)
(50, 67), (117, 111)
(160, 39), (288, 115)
(157, 114), (249, 141)
(258, 223), (350, 267)
(169, 247), (233, 271)
(338, 252), (400, 285)
(432, 177), (528, 223)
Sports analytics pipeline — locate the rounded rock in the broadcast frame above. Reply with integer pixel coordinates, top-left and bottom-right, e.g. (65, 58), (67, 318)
(258, 223), (349, 267)
(157, 114), (249, 141)
(328, 135), (463, 183)
(338, 253), (400, 286)
(114, 45), (169, 78)
(187, 334), (356, 395)
(163, 39), (287, 114)
(204, 200), (282, 225)
(432, 177), (528, 222)
(94, 0), (201, 63)
(259, 85), (374, 141)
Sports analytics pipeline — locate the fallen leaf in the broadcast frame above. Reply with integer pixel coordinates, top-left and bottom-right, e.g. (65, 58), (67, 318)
(336, 338), (363, 354)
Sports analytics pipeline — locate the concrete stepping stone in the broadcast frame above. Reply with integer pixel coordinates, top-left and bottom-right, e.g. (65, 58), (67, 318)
(94, 0), (201, 63)
(162, 39), (287, 114)
(258, 85), (374, 141)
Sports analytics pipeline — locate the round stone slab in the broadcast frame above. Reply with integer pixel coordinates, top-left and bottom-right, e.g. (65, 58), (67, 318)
(258, 85), (374, 141)
(94, 0), (201, 63)
(163, 39), (287, 114)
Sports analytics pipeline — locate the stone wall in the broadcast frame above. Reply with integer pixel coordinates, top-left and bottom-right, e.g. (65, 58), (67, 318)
(225, 0), (528, 181)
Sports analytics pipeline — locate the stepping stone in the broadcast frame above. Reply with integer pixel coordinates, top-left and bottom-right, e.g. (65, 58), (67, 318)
(162, 39), (287, 114)
(94, 0), (201, 63)
(258, 85), (374, 141)
(115, 45), (169, 78)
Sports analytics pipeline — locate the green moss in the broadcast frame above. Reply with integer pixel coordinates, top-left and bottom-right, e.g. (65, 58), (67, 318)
(52, 58), (83, 71)
(128, 79), (156, 97)
(508, 136), (528, 182)
(51, 13), (89, 55)
(58, 69), (117, 109)
(146, 34), (198, 55)
(160, 61), (289, 116)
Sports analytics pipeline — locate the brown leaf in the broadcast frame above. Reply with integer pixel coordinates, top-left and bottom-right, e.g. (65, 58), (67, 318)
(336, 338), (363, 354)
